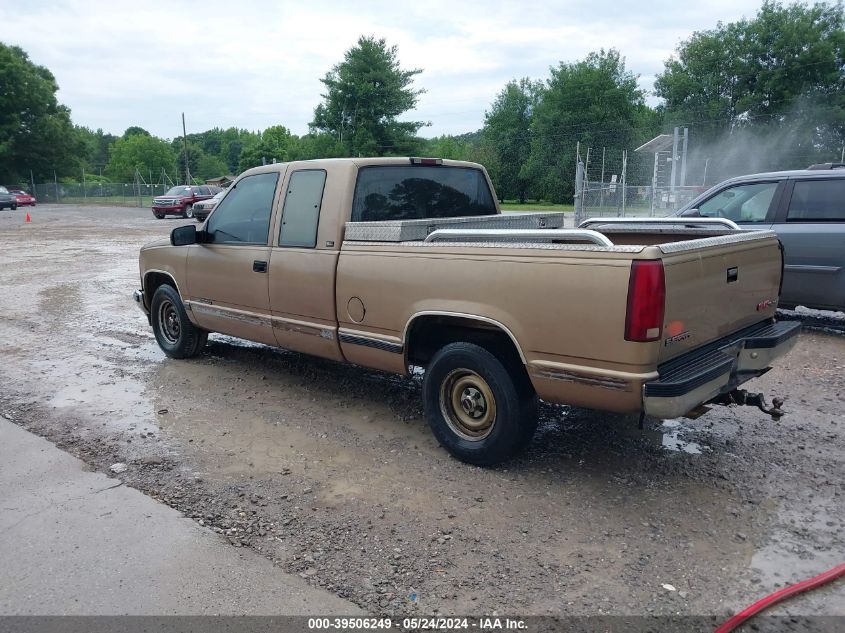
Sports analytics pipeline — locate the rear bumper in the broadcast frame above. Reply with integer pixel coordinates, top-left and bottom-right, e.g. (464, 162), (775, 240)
(643, 319), (802, 418)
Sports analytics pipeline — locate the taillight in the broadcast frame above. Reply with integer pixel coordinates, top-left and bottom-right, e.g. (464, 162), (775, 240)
(625, 260), (666, 342)
(777, 240), (785, 297)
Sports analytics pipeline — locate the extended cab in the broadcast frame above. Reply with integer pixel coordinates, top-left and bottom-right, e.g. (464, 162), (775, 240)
(135, 158), (800, 465)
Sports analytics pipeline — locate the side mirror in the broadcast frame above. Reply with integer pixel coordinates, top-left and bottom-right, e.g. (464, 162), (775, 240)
(680, 208), (701, 217)
(171, 224), (197, 246)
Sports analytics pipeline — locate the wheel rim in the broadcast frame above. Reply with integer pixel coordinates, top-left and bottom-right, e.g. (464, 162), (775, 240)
(157, 299), (181, 345)
(439, 369), (497, 441)
(185, 205), (193, 218)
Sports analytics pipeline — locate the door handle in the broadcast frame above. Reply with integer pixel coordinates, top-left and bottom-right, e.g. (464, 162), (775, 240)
(253, 260), (267, 273)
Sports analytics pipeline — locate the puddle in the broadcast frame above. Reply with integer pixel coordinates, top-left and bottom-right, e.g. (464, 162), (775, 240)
(659, 419), (707, 454)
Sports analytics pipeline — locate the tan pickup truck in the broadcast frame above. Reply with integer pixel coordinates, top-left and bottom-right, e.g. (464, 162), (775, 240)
(134, 157), (800, 465)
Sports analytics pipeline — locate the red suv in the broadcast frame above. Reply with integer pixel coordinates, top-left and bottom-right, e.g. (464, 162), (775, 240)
(152, 185), (221, 219)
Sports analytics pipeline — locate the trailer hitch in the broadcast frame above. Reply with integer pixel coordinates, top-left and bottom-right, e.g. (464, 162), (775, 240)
(712, 389), (785, 420)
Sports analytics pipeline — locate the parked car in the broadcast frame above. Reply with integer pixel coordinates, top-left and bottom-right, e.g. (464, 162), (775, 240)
(151, 185), (220, 219)
(9, 189), (36, 206)
(675, 163), (845, 312)
(134, 157), (799, 465)
(192, 190), (226, 222)
(0, 186), (17, 211)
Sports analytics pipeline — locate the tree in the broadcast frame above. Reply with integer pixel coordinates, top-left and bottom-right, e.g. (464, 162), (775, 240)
(106, 134), (177, 182)
(196, 153), (229, 180)
(655, 1), (845, 175)
(123, 126), (151, 138)
(77, 126), (117, 176)
(483, 79), (542, 202)
(526, 49), (652, 203)
(237, 125), (300, 171)
(311, 36), (427, 156)
(0, 43), (84, 183)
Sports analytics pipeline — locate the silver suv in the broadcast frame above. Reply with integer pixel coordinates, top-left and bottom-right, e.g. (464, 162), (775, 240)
(677, 164), (845, 312)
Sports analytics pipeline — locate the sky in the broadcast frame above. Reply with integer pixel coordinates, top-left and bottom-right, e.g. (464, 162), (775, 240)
(4, 0), (770, 141)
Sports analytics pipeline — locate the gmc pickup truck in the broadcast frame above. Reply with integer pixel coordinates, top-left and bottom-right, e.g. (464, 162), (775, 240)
(134, 157), (800, 465)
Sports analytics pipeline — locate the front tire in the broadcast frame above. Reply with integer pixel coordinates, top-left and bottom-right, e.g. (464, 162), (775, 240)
(11, 203), (17, 211)
(150, 284), (207, 358)
(183, 204), (193, 219)
(423, 342), (538, 466)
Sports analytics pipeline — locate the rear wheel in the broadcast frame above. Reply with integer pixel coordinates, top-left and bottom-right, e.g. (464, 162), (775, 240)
(11, 203), (17, 211)
(183, 204), (193, 219)
(150, 284), (207, 358)
(423, 342), (538, 466)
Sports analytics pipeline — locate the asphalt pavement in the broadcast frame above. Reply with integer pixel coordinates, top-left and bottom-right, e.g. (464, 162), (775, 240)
(0, 416), (361, 616)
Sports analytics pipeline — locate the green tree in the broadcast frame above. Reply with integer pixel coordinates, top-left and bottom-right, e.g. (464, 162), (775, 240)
(237, 125), (300, 171)
(0, 43), (84, 182)
(526, 49), (652, 203)
(296, 132), (347, 160)
(483, 78), (543, 202)
(77, 126), (117, 176)
(311, 36), (427, 156)
(106, 134), (177, 182)
(196, 153), (229, 180)
(123, 126), (151, 138)
(655, 1), (845, 173)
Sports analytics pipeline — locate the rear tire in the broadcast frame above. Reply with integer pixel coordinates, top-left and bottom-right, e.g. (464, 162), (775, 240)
(11, 203), (17, 211)
(150, 284), (207, 358)
(423, 342), (538, 466)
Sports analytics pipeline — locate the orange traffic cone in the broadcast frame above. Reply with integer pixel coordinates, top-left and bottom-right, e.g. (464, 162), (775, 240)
(25, 212), (31, 223)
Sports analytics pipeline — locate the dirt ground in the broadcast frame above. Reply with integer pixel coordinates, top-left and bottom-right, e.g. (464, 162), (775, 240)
(0, 205), (843, 620)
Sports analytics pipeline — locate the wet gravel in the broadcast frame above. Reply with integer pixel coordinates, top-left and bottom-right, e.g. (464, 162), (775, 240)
(0, 205), (843, 619)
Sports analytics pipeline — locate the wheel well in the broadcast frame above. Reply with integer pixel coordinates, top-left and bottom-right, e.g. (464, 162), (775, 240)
(406, 315), (525, 370)
(143, 272), (177, 307)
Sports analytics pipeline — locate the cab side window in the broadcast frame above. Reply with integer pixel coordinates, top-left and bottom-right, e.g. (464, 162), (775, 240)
(206, 173), (279, 245)
(697, 182), (779, 222)
(279, 170), (327, 248)
(786, 180), (845, 221)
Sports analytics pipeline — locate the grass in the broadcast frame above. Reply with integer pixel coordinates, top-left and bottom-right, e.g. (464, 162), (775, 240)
(499, 200), (574, 212)
(39, 195), (155, 208)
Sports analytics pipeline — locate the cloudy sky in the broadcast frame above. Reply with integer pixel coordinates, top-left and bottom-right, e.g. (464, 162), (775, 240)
(4, 0), (768, 140)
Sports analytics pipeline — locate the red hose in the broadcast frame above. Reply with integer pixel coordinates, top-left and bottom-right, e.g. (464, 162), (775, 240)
(714, 562), (845, 633)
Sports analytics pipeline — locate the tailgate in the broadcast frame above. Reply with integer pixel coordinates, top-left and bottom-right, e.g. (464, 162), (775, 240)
(658, 233), (783, 363)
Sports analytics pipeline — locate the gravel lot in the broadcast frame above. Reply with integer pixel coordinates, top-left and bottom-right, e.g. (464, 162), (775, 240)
(0, 205), (843, 621)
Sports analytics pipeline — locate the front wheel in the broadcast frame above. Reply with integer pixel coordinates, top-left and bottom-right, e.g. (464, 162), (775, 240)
(11, 204), (17, 211)
(423, 342), (538, 466)
(183, 204), (193, 219)
(150, 284), (207, 358)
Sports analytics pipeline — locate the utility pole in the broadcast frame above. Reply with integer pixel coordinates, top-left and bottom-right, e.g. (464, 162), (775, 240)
(82, 168), (87, 204)
(182, 112), (190, 185)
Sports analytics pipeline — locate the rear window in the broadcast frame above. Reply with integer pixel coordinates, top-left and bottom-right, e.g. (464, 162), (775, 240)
(352, 166), (496, 222)
(786, 179), (845, 221)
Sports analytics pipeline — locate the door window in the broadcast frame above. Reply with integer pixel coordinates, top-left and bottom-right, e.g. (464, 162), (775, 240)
(697, 182), (779, 222)
(279, 170), (326, 248)
(786, 180), (845, 221)
(206, 173), (278, 244)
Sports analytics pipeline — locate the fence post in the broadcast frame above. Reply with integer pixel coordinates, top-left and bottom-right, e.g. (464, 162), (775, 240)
(574, 160), (585, 227)
(621, 150), (627, 216)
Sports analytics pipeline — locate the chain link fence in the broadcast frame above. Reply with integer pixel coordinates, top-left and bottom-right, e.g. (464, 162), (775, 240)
(579, 184), (708, 218)
(31, 183), (172, 207)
